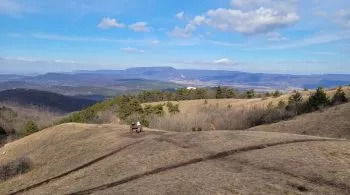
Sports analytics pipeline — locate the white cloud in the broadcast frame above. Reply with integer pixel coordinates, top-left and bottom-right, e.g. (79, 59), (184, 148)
(0, 0), (32, 16)
(169, 24), (196, 38)
(213, 58), (236, 65)
(176, 11), (185, 20)
(172, 58), (238, 66)
(336, 10), (350, 28)
(29, 32), (159, 45)
(231, 0), (272, 8)
(97, 17), (125, 29)
(201, 7), (299, 35)
(266, 32), (288, 41)
(120, 47), (145, 53)
(129, 22), (150, 32)
(250, 32), (350, 50)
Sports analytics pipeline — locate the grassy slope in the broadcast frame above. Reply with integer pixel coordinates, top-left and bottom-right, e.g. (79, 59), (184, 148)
(145, 86), (350, 115)
(1, 123), (350, 194)
(250, 102), (350, 139)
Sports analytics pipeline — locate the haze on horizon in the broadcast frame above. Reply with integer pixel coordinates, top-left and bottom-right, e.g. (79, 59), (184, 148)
(1, 0), (350, 75)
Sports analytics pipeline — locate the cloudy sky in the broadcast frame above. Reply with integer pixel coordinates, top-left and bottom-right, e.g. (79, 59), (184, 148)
(0, 0), (350, 74)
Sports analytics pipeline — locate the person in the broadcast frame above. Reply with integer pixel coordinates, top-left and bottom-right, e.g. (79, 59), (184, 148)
(136, 121), (143, 133)
(130, 122), (137, 133)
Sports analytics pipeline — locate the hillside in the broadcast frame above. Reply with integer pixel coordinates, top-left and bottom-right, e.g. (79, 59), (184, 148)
(249, 102), (350, 139)
(0, 89), (98, 113)
(1, 123), (350, 194)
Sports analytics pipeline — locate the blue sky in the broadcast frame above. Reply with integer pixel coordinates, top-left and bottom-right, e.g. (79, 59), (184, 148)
(0, 0), (350, 74)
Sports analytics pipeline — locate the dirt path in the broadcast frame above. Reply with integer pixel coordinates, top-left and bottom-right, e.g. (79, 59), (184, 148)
(67, 139), (348, 195)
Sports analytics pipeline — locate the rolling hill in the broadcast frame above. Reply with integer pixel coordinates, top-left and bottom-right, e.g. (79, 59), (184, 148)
(1, 123), (350, 194)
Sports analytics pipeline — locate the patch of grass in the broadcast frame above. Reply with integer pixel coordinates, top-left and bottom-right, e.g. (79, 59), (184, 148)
(0, 156), (32, 181)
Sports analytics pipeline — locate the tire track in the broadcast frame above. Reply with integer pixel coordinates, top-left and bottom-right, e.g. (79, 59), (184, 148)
(8, 140), (145, 195)
(68, 138), (348, 195)
(233, 159), (350, 193)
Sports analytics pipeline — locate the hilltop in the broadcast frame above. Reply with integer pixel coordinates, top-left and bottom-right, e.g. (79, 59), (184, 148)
(1, 123), (350, 194)
(1, 86), (350, 194)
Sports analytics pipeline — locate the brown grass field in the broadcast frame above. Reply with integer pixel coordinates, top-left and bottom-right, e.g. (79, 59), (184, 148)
(1, 86), (350, 194)
(1, 121), (350, 194)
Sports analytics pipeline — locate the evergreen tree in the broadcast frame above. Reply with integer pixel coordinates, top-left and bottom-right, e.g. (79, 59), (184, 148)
(305, 87), (330, 112)
(286, 92), (303, 114)
(331, 87), (347, 105)
(216, 86), (223, 99)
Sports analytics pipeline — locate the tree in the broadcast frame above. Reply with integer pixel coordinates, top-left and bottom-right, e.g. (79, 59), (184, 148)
(216, 86), (223, 99)
(331, 87), (347, 105)
(166, 102), (180, 114)
(286, 92), (303, 114)
(21, 121), (39, 136)
(277, 100), (286, 108)
(305, 87), (330, 112)
(272, 90), (282, 98)
(245, 89), (255, 99)
(0, 126), (7, 137)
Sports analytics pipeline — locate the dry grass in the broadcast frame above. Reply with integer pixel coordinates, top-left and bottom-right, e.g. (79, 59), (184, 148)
(0, 102), (65, 134)
(147, 87), (350, 133)
(0, 156), (31, 181)
(0, 123), (349, 194)
(250, 102), (350, 139)
(144, 86), (350, 116)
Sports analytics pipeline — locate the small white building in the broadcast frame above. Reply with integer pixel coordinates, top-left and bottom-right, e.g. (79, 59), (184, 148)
(186, 86), (197, 90)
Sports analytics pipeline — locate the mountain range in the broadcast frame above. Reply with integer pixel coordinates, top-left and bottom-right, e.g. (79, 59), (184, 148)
(1, 67), (350, 97)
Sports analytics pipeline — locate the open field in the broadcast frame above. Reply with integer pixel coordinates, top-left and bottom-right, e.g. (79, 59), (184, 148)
(1, 123), (350, 194)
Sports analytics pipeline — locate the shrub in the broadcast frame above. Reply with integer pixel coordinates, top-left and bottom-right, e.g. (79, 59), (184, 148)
(277, 100), (286, 108)
(204, 99), (208, 104)
(272, 90), (282, 98)
(305, 87), (330, 112)
(21, 121), (39, 136)
(166, 102), (180, 114)
(303, 88), (308, 91)
(0, 156), (32, 181)
(331, 87), (347, 105)
(286, 92), (303, 114)
(245, 89), (255, 99)
(0, 126), (6, 136)
(144, 104), (165, 116)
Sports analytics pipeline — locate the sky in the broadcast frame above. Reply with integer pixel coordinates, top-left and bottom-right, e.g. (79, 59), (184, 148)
(0, 0), (350, 74)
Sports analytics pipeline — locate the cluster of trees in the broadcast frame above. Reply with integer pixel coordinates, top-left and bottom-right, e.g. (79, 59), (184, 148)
(246, 87), (348, 127)
(136, 86), (263, 102)
(285, 87), (348, 115)
(60, 95), (181, 127)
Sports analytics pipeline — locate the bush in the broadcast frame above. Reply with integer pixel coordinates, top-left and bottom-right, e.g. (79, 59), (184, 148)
(272, 90), (282, 98)
(305, 87), (330, 112)
(166, 102), (180, 114)
(0, 156), (32, 181)
(245, 89), (255, 99)
(21, 121), (39, 136)
(331, 87), (347, 105)
(277, 100), (286, 108)
(144, 104), (165, 116)
(0, 126), (6, 136)
(286, 92), (303, 114)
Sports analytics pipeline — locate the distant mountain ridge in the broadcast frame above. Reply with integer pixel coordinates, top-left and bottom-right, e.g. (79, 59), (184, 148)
(1, 67), (350, 96)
